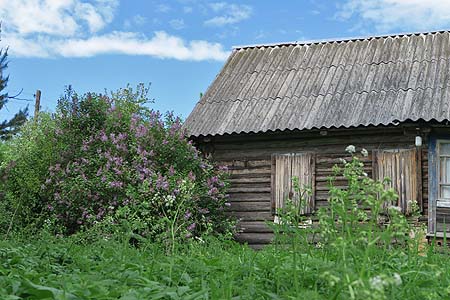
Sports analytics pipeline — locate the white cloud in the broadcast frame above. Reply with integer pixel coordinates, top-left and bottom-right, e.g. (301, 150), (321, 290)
(0, 0), (118, 36)
(124, 14), (147, 29)
(132, 15), (147, 26)
(0, 0), (229, 62)
(204, 2), (252, 26)
(183, 6), (193, 13)
(169, 19), (186, 30)
(156, 3), (171, 13)
(338, 0), (450, 32)
(4, 31), (229, 61)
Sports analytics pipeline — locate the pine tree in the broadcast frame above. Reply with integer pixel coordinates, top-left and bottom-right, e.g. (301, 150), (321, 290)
(0, 48), (28, 140)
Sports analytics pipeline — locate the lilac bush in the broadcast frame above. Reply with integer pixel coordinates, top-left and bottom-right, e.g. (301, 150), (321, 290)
(41, 85), (233, 240)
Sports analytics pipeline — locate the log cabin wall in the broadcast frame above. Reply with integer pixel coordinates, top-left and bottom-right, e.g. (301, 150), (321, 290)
(199, 126), (430, 249)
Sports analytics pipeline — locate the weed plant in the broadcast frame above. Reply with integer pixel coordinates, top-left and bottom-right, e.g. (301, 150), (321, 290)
(1, 146), (450, 299)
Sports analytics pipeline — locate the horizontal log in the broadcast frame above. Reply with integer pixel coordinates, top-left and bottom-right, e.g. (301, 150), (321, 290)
(228, 186), (271, 193)
(237, 221), (273, 233)
(248, 244), (267, 250)
(217, 160), (270, 168)
(230, 183), (271, 190)
(214, 136), (417, 151)
(231, 211), (273, 221)
(228, 177), (271, 184)
(213, 142), (422, 160)
(316, 166), (373, 173)
(212, 126), (412, 143)
(229, 173), (271, 179)
(315, 156), (371, 164)
(234, 232), (274, 244)
(229, 168), (271, 175)
(227, 201), (271, 212)
(227, 193), (271, 202)
(315, 185), (347, 191)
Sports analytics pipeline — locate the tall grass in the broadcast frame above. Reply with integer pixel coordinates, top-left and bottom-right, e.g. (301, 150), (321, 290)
(1, 148), (449, 299)
(0, 232), (449, 299)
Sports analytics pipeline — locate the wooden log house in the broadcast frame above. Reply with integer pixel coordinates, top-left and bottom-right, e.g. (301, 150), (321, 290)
(184, 31), (450, 248)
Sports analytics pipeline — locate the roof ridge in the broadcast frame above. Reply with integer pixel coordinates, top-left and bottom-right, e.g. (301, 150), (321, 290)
(233, 29), (450, 50)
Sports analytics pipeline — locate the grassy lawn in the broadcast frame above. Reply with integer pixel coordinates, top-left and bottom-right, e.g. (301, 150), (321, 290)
(1, 232), (449, 300)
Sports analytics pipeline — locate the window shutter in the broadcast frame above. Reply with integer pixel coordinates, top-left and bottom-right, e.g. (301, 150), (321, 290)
(372, 148), (422, 215)
(272, 153), (315, 216)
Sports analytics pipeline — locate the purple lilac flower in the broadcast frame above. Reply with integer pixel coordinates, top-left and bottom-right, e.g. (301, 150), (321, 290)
(188, 171), (196, 181)
(184, 210), (192, 220)
(218, 165), (228, 171)
(208, 187), (219, 196)
(135, 124), (148, 138)
(169, 166), (175, 176)
(198, 208), (209, 214)
(118, 133), (127, 140)
(156, 174), (169, 191)
(187, 223), (196, 231)
(109, 181), (123, 188)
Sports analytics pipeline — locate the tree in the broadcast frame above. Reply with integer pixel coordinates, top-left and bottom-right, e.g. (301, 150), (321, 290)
(0, 48), (28, 140)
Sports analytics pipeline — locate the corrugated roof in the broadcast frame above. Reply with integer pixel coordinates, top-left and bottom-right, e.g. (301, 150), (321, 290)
(184, 30), (450, 137)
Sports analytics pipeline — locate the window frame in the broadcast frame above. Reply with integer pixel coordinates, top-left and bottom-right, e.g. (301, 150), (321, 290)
(372, 147), (422, 215)
(270, 152), (316, 217)
(437, 139), (450, 207)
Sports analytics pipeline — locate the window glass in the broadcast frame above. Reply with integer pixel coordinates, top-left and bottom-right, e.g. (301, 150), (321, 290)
(439, 141), (450, 200)
(441, 143), (450, 155)
(440, 158), (450, 184)
(441, 186), (450, 199)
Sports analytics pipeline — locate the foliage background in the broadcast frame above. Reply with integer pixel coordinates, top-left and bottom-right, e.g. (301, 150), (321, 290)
(0, 84), (234, 242)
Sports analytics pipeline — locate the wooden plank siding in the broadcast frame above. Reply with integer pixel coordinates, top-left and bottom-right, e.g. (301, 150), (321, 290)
(372, 148), (421, 214)
(202, 126), (430, 248)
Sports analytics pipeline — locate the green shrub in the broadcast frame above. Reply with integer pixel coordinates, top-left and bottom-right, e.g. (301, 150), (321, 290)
(0, 113), (60, 234)
(1, 84), (234, 242)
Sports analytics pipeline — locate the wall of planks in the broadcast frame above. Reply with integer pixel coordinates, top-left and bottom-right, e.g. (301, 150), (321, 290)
(198, 125), (430, 249)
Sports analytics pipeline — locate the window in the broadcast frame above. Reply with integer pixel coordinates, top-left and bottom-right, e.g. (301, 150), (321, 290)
(438, 141), (450, 202)
(271, 153), (315, 217)
(373, 148), (422, 215)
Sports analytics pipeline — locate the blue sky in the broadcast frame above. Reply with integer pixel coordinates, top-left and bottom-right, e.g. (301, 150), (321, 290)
(2, 0), (450, 121)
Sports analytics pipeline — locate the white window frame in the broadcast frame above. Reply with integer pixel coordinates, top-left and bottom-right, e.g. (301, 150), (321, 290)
(437, 139), (450, 208)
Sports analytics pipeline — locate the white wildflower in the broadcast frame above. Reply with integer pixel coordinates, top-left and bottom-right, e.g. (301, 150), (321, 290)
(362, 172), (368, 177)
(345, 145), (356, 154)
(338, 158), (347, 164)
(388, 205), (402, 213)
(369, 275), (386, 291)
(393, 273), (402, 286)
(361, 148), (368, 157)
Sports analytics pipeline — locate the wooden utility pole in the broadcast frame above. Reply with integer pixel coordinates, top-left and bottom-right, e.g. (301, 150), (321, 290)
(34, 89), (41, 122)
